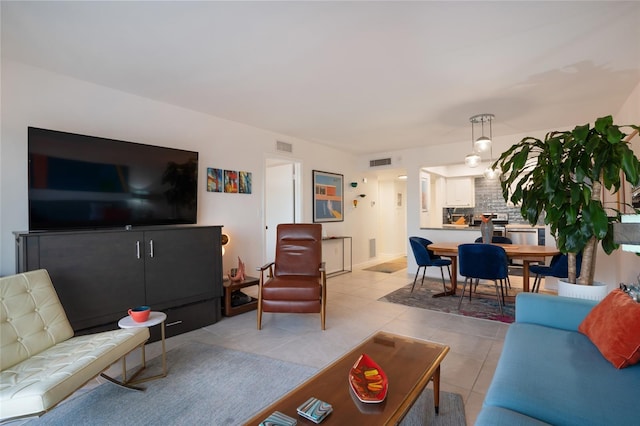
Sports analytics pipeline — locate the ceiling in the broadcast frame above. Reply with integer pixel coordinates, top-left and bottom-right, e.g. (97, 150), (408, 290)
(3, 1), (640, 156)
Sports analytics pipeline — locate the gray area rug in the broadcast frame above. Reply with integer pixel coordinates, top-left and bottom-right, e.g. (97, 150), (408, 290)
(29, 342), (316, 425)
(29, 341), (466, 425)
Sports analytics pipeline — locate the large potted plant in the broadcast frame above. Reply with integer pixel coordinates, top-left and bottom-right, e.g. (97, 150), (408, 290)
(494, 116), (640, 297)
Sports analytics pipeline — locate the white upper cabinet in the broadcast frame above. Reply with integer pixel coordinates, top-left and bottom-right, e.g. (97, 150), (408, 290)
(444, 177), (475, 207)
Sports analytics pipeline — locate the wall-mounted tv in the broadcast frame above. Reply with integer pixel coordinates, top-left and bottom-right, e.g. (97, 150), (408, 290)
(28, 127), (198, 231)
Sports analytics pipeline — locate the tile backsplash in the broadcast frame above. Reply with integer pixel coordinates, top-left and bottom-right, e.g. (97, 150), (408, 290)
(442, 178), (542, 225)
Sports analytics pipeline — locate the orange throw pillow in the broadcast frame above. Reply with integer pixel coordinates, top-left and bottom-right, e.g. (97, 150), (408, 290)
(578, 289), (640, 369)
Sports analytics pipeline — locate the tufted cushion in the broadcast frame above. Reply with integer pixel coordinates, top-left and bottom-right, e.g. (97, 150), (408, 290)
(1, 270), (74, 371)
(0, 327), (149, 420)
(1, 269), (150, 421)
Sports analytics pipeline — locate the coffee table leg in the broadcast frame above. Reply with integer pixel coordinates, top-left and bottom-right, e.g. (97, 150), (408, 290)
(433, 364), (441, 415)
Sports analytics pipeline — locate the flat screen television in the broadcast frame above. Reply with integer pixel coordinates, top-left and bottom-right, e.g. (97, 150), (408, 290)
(28, 127), (198, 231)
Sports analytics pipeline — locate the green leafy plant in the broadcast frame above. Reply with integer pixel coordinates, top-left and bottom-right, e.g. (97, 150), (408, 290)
(494, 116), (640, 285)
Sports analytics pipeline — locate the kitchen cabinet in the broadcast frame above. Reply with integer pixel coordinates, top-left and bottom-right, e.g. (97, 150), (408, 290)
(14, 226), (222, 338)
(444, 177), (475, 207)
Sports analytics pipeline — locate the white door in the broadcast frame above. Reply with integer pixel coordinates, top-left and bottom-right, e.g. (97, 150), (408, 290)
(265, 159), (299, 262)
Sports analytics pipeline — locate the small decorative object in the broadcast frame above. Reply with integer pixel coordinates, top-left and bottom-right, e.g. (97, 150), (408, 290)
(353, 199), (358, 207)
(297, 397), (333, 423)
(349, 353), (388, 403)
(350, 182), (358, 188)
(259, 411), (297, 426)
(480, 215), (494, 243)
(228, 256), (246, 282)
(128, 305), (151, 322)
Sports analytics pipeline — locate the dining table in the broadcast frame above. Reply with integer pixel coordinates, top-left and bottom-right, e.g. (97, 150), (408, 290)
(427, 242), (560, 296)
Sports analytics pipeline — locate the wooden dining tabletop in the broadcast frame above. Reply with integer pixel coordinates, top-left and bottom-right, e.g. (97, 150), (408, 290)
(427, 242), (560, 295)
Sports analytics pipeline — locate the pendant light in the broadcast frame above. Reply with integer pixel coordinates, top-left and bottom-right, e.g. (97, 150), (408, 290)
(471, 114), (494, 153)
(483, 130), (501, 180)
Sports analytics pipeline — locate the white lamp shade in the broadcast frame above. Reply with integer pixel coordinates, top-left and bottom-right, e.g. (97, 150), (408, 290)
(465, 152), (481, 168)
(483, 166), (500, 180)
(474, 136), (492, 152)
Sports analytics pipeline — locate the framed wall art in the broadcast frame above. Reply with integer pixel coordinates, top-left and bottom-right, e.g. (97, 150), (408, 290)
(207, 168), (223, 192)
(239, 171), (252, 194)
(224, 170), (238, 193)
(313, 170), (344, 223)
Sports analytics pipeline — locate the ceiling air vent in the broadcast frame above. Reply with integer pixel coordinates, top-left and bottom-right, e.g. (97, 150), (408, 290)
(369, 158), (392, 167)
(276, 141), (293, 153)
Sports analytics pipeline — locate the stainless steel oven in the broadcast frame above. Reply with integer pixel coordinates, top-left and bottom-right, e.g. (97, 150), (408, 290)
(506, 226), (543, 264)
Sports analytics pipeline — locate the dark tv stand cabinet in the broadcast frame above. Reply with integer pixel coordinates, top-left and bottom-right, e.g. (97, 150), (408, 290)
(14, 226), (223, 340)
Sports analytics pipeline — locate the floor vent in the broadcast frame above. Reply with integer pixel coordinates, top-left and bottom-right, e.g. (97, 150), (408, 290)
(370, 158), (392, 167)
(276, 141), (293, 153)
(369, 238), (376, 258)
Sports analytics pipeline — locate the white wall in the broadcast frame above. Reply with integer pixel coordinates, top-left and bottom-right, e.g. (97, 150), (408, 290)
(0, 61), (372, 276)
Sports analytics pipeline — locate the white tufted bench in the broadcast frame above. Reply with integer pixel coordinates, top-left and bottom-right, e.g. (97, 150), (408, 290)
(0, 269), (149, 422)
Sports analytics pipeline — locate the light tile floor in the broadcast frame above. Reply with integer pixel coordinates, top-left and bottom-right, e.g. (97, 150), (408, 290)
(149, 266), (510, 425)
(20, 266), (518, 425)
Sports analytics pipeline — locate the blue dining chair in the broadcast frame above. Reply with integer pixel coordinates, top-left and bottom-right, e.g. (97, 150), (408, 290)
(458, 243), (509, 314)
(474, 236), (513, 288)
(530, 252), (583, 293)
(409, 237), (452, 293)
(474, 236), (513, 245)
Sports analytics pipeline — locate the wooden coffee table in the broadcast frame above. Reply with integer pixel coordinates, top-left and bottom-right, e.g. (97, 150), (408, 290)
(244, 331), (449, 425)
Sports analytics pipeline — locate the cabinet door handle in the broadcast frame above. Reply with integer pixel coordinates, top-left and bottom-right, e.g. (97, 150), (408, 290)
(136, 241), (141, 259)
(149, 240), (154, 258)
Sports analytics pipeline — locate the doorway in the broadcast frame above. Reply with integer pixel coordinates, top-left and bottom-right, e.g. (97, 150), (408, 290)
(264, 158), (301, 262)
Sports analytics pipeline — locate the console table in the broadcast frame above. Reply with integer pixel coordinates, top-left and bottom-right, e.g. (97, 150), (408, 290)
(322, 236), (353, 277)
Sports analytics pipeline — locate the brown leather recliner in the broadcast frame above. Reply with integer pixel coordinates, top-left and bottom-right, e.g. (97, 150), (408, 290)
(257, 223), (326, 330)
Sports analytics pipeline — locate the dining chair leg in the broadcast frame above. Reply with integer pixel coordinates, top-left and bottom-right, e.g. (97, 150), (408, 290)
(493, 279), (504, 314)
(421, 267), (427, 287)
(532, 275), (541, 293)
(411, 266), (427, 293)
(458, 277), (471, 309)
(439, 267), (447, 293)
(411, 266), (423, 292)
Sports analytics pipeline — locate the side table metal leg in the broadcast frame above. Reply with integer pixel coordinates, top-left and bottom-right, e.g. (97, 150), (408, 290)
(161, 320), (167, 377)
(433, 365), (441, 415)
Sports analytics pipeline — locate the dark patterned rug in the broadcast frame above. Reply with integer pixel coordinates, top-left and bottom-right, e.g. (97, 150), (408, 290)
(379, 277), (518, 323)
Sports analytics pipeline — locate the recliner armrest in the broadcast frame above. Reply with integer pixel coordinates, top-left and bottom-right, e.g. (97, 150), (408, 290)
(257, 262), (275, 271)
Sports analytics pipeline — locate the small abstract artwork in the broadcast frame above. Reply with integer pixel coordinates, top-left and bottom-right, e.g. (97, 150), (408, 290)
(239, 171), (252, 194)
(224, 170), (239, 193)
(207, 168), (223, 192)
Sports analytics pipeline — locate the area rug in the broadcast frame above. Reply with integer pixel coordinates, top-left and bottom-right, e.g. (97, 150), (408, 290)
(29, 342), (317, 425)
(29, 341), (466, 425)
(364, 256), (407, 273)
(379, 278), (518, 323)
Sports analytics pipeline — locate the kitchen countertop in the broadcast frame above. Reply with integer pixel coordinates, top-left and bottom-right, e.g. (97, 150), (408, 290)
(421, 224), (545, 231)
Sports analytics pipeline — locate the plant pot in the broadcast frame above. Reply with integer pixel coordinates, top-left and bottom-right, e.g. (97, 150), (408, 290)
(557, 279), (608, 301)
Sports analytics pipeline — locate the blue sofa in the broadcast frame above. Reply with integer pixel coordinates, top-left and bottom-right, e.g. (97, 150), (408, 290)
(476, 293), (640, 425)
